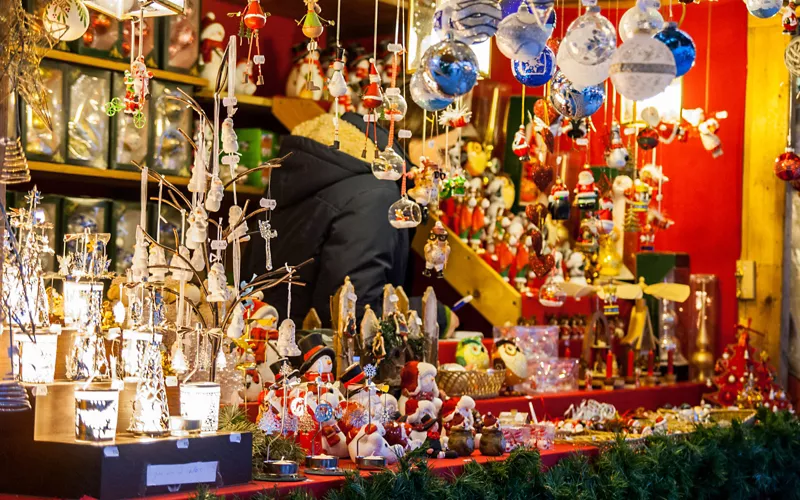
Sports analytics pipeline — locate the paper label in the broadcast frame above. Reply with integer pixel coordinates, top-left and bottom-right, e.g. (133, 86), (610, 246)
(146, 461), (218, 487)
(229, 433), (241, 443)
(177, 439), (189, 449)
(165, 376), (178, 387)
(104, 446), (119, 458)
(111, 379), (125, 390)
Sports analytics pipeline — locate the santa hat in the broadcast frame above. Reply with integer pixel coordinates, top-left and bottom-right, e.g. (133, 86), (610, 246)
(440, 397), (459, 423)
(200, 13), (225, 42)
(299, 332), (336, 374)
(456, 395), (475, 412)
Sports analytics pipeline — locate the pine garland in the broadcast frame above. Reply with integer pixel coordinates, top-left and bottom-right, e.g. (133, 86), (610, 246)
(202, 409), (800, 500)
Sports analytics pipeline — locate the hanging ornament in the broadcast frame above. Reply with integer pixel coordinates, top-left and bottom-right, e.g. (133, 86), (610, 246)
(389, 197), (422, 228)
(511, 46), (556, 87)
(423, 221), (451, 278)
(104, 16), (152, 128)
(549, 71), (605, 119)
(539, 277), (567, 307)
(422, 40), (479, 98)
(373, 147), (405, 181)
(786, 36), (800, 76)
(556, 40), (612, 89)
(512, 126), (530, 160)
(43, 0), (90, 42)
(783, 2), (798, 34)
(563, 3), (617, 65)
(383, 88), (408, 122)
(573, 169), (599, 210)
(435, 0), (503, 44)
(654, 22), (696, 78)
(745, 0), (781, 19)
(233, 0), (270, 86)
(605, 123), (629, 168)
(637, 128), (659, 150)
(361, 60), (384, 160)
(618, 0), (663, 43)
(775, 147), (800, 181)
(549, 177), (571, 220)
(410, 71), (453, 112)
(495, 3), (554, 63)
(609, 33), (676, 101)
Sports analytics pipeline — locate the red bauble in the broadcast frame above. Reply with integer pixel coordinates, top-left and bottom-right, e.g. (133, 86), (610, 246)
(534, 99), (559, 124)
(774, 148), (800, 181)
(637, 128), (659, 151)
(243, 0), (267, 30)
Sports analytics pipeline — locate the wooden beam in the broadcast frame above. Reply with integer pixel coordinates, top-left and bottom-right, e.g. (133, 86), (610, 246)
(740, 16), (789, 380)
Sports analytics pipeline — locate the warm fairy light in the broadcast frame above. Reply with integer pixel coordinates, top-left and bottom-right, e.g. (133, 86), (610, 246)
(180, 382), (221, 433)
(63, 281), (104, 327)
(621, 78), (683, 126)
(121, 330), (163, 380)
(83, 0), (185, 19)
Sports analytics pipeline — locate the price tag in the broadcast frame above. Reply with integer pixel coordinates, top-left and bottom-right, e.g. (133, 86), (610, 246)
(222, 97), (238, 107)
(146, 462), (217, 487)
(165, 376), (178, 387)
(104, 446), (119, 458)
(32, 385), (48, 397)
(230, 433), (241, 443)
(260, 198), (277, 210)
(177, 439), (189, 449)
(210, 239), (227, 251)
(575, 138), (589, 146)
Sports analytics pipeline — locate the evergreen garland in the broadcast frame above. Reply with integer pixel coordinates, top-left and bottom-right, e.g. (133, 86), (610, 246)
(200, 409), (800, 500)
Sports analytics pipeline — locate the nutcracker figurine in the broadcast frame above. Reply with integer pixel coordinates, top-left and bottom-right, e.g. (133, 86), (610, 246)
(423, 222), (450, 278)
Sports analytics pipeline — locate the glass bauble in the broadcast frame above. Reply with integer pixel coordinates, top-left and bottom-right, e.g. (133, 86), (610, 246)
(372, 147), (405, 181)
(637, 128), (659, 150)
(422, 40), (479, 97)
(556, 41), (611, 89)
(564, 6), (617, 65)
(654, 22), (696, 77)
(745, 0), (781, 19)
(511, 47), (556, 87)
(495, 4), (554, 63)
(382, 89), (408, 121)
(436, 0), (503, 44)
(549, 71), (605, 119)
(774, 147), (800, 181)
(388, 196), (422, 228)
(539, 278), (567, 307)
(609, 33), (676, 101)
(534, 98), (560, 123)
(619, 3), (664, 42)
(410, 72), (454, 112)
(43, 0), (90, 42)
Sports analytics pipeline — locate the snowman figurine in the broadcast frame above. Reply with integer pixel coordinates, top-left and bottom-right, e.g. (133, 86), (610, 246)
(199, 13), (226, 88)
(205, 175), (224, 212)
(206, 262), (229, 302)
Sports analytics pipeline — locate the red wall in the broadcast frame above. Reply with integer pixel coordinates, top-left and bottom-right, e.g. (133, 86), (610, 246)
(488, 1), (747, 351)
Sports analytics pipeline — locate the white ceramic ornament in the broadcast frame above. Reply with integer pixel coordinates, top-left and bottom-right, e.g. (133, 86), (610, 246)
(205, 175), (224, 212)
(227, 205), (249, 242)
(609, 33), (676, 101)
(206, 262), (229, 302)
(619, 1), (664, 42)
(640, 106), (660, 128)
(148, 245), (168, 282)
(170, 246), (194, 281)
(277, 319), (301, 357)
(227, 304), (246, 339)
(556, 41), (612, 89)
(43, 0), (90, 42)
(564, 5), (617, 65)
(328, 60), (348, 98)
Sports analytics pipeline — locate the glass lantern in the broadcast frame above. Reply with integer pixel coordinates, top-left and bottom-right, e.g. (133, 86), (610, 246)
(180, 382), (221, 433)
(538, 278), (567, 307)
(372, 147), (404, 181)
(84, 0), (185, 19)
(14, 332), (59, 384)
(388, 196), (422, 229)
(122, 330), (163, 380)
(74, 388), (120, 441)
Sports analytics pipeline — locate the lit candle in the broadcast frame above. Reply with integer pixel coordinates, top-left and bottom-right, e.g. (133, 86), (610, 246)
(647, 350), (654, 377)
(606, 351), (613, 379)
(627, 349), (634, 378)
(667, 350), (674, 376)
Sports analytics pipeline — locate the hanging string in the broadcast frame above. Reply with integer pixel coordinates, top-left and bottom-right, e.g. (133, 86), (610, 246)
(285, 263), (293, 319)
(180, 209), (186, 246)
(336, 0), (342, 43)
(521, 85), (526, 127)
(704, 1), (712, 112)
(669, 0), (674, 22)
(788, 74), (794, 148)
(138, 12), (144, 60)
(156, 179), (163, 244)
(140, 166), (148, 230)
(373, 0), (379, 58)
(422, 110), (427, 157)
(129, 19), (136, 68)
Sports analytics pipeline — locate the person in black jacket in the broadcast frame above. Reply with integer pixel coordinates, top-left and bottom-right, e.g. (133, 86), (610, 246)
(243, 112), (444, 330)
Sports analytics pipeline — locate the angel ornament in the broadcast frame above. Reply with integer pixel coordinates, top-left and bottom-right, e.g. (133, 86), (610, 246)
(186, 206), (209, 249)
(258, 197), (278, 271)
(228, 205), (249, 242)
(278, 319), (301, 357)
(206, 175), (224, 213)
(206, 262), (230, 302)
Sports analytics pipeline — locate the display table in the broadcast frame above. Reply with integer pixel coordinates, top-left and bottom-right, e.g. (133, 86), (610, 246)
(242, 382), (709, 423)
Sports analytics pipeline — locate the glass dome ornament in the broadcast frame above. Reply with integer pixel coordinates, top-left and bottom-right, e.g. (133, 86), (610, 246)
(496, 3), (554, 63)
(563, 4), (617, 65)
(410, 71), (454, 112)
(539, 277), (567, 307)
(556, 41), (612, 88)
(654, 22), (696, 78)
(609, 33), (676, 101)
(745, 0), (781, 19)
(619, 0), (663, 43)
(382, 88), (408, 122)
(388, 196), (423, 228)
(549, 71), (605, 119)
(372, 146), (405, 181)
(423, 39), (480, 97)
(435, 0), (503, 45)
(511, 46), (556, 87)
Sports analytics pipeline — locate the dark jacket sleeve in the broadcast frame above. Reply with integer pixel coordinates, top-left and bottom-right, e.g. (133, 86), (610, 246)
(312, 184), (408, 322)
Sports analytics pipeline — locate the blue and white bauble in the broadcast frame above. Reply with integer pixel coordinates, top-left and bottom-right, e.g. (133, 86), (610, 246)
(422, 39), (479, 97)
(410, 72), (454, 112)
(450, 0), (503, 44)
(609, 33), (676, 101)
(654, 22), (696, 77)
(549, 71), (605, 119)
(511, 46), (556, 87)
(495, 4), (553, 63)
(745, 0), (781, 19)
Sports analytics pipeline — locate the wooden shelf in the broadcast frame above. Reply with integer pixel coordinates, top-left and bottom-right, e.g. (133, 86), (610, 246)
(28, 161), (263, 196)
(195, 89), (274, 108)
(41, 49), (208, 87)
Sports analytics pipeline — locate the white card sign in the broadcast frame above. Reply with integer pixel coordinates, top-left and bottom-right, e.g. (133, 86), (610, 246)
(146, 461), (218, 487)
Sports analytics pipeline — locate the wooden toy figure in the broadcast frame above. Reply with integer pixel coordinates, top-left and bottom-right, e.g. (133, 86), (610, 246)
(232, 0), (270, 85)
(423, 221), (450, 278)
(298, 0), (334, 91)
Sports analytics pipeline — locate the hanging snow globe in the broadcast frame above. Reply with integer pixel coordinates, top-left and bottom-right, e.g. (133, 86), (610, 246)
(538, 277), (567, 307)
(382, 88), (408, 122)
(372, 147), (404, 181)
(388, 196), (422, 228)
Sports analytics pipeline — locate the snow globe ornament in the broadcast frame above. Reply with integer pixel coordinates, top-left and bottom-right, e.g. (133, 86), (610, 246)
(539, 277), (567, 307)
(654, 22), (696, 78)
(496, 3), (554, 63)
(549, 71), (605, 119)
(512, 46), (556, 87)
(423, 40), (479, 97)
(563, 4), (617, 65)
(774, 147), (800, 181)
(410, 72), (453, 112)
(373, 147), (404, 181)
(745, 0), (781, 19)
(619, 0), (663, 43)
(382, 88), (408, 122)
(609, 32), (676, 101)
(389, 196), (423, 228)
(556, 41), (612, 88)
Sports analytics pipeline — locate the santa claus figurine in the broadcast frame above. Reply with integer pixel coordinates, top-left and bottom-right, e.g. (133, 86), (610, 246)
(596, 195), (615, 234)
(405, 399), (440, 448)
(573, 170), (599, 210)
(398, 361), (442, 417)
(512, 125), (530, 160)
(199, 13), (226, 88)
(348, 422), (403, 464)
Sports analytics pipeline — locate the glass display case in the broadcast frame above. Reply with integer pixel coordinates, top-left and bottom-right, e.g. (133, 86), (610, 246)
(66, 68), (111, 169)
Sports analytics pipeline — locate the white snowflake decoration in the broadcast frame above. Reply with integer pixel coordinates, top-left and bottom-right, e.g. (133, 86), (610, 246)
(363, 364), (377, 380)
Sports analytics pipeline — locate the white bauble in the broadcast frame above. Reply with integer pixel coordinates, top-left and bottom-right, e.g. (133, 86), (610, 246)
(618, 5), (664, 42)
(43, 0), (90, 42)
(609, 33), (676, 101)
(556, 43), (611, 89)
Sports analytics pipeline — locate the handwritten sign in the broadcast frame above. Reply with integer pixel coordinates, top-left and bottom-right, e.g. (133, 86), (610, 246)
(146, 461), (218, 487)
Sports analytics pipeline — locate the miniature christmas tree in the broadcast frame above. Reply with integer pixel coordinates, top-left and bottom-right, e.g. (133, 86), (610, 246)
(623, 206), (641, 233)
(129, 341), (170, 435)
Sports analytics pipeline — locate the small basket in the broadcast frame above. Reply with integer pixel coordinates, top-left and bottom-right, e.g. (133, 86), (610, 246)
(436, 369), (505, 399)
(707, 409), (757, 426)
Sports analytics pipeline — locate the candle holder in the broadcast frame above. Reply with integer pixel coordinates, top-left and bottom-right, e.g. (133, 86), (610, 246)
(179, 382), (220, 433)
(304, 381), (345, 477)
(74, 388), (120, 442)
(122, 330), (163, 380)
(14, 331), (59, 384)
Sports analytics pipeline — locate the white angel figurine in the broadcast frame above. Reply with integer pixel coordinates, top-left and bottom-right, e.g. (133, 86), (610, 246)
(277, 318), (301, 357)
(205, 175), (224, 212)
